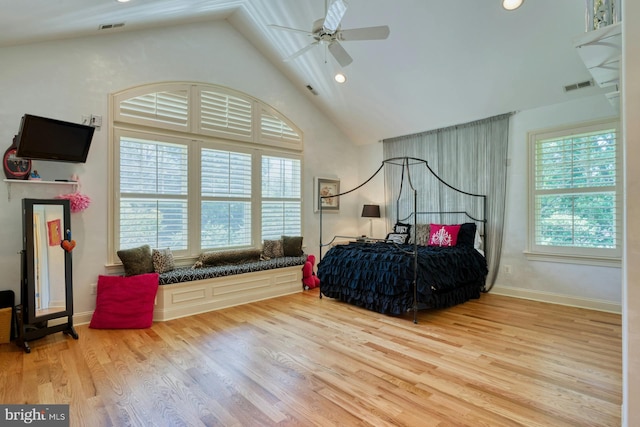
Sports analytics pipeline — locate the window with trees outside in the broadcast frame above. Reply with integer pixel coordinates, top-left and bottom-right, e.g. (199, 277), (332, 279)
(109, 82), (303, 265)
(527, 118), (620, 266)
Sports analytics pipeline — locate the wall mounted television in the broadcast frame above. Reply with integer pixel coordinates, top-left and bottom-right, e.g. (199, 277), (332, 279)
(15, 114), (95, 163)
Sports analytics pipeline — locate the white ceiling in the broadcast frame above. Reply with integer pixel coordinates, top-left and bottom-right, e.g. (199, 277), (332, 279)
(0, 0), (607, 145)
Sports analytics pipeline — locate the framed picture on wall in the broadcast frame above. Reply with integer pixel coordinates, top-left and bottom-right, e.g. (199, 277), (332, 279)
(314, 177), (340, 212)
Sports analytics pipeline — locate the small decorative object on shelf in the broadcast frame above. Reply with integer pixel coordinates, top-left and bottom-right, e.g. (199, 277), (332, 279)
(586, 0), (621, 31)
(3, 136), (31, 180)
(28, 170), (41, 181)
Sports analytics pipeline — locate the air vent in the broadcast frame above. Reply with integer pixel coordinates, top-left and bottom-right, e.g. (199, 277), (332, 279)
(99, 22), (125, 30)
(306, 85), (318, 96)
(563, 79), (594, 92)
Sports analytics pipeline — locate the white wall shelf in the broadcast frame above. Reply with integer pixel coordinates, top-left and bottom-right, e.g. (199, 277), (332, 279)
(3, 179), (77, 200)
(573, 22), (622, 112)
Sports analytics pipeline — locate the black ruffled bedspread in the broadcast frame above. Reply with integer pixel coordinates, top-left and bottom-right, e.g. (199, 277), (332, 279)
(317, 242), (488, 315)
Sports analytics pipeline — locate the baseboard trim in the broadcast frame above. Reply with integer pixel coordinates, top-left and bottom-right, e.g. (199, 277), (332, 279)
(489, 285), (621, 314)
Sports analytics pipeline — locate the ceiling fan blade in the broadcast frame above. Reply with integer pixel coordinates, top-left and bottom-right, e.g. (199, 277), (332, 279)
(323, 0), (348, 33)
(328, 41), (353, 67)
(283, 41), (320, 62)
(339, 25), (390, 41)
(268, 24), (315, 37)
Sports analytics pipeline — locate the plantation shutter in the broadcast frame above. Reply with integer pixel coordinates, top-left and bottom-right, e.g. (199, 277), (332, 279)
(201, 148), (252, 249)
(261, 156), (301, 240)
(533, 126), (619, 251)
(119, 137), (189, 250)
(118, 90), (189, 130)
(199, 90), (253, 139)
(260, 112), (301, 142)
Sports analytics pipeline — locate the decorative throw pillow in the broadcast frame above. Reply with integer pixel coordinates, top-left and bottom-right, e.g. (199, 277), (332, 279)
(262, 239), (284, 259)
(197, 249), (262, 267)
(152, 248), (175, 274)
(428, 224), (461, 247)
(414, 224), (430, 246)
(117, 244), (154, 277)
(393, 222), (412, 235)
(386, 232), (409, 244)
(282, 235), (304, 256)
(89, 273), (159, 329)
(456, 223), (477, 248)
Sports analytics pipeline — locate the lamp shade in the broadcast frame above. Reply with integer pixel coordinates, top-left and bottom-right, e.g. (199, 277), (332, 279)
(361, 204), (381, 218)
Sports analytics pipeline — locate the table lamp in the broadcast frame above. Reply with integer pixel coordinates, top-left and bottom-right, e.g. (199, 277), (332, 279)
(361, 204), (381, 237)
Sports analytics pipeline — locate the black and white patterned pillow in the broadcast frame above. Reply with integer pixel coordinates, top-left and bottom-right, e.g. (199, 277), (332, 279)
(386, 233), (409, 244)
(152, 248), (175, 274)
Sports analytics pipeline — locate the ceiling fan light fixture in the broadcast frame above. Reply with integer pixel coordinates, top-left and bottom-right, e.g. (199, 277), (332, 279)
(502, 0), (524, 10)
(323, 0), (348, 32)
(334, 73), (347, 83)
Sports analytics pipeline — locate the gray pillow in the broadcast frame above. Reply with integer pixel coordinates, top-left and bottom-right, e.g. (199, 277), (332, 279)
(282, 235), (303, 257)
(117, 244), (154, 277)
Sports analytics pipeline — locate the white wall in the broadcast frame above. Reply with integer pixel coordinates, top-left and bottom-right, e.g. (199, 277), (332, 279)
(622, 0), (640, 423)
(492, 94), (622, 311)
(0, 20), (362, 318)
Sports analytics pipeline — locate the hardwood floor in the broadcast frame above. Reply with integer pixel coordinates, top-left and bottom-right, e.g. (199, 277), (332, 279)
(0, 290), (621, 426)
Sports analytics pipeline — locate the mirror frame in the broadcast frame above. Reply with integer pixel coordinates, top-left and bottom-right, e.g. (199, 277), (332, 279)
(22, 198), (73, 325)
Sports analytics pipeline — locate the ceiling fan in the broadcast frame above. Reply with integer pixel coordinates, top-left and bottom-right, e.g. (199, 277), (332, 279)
(269, 0), (390, 67)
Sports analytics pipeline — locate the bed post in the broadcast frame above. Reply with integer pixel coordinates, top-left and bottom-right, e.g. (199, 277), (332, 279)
(412, 187), (419, 324)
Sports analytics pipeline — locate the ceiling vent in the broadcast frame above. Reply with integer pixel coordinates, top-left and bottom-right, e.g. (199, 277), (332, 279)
(563, 79), (594, 92)
(99, 23), (125, 30)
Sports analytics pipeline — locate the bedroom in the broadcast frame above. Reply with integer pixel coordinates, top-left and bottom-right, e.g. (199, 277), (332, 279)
(0, 0), (638, 424)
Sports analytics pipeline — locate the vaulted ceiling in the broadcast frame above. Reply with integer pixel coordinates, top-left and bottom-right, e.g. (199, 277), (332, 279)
(0, 0), (608, 145)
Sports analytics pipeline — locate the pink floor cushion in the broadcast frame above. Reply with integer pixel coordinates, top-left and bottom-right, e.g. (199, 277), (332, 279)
(89, 273), (159, 329)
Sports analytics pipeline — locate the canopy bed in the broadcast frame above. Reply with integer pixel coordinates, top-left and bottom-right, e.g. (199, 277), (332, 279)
(317, 157), (489, 323)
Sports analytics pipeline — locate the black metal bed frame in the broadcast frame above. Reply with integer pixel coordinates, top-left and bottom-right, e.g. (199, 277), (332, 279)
(318, 157), (487, 323)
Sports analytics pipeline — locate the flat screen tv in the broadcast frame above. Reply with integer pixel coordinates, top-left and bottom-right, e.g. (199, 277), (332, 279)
(15, 114), (95, 163)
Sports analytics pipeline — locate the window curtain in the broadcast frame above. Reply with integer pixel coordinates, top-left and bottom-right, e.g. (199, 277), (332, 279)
(382, 113), (511, 290)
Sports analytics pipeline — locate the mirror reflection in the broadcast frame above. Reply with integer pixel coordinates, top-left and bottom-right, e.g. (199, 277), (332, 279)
(32, 204), (66, 318)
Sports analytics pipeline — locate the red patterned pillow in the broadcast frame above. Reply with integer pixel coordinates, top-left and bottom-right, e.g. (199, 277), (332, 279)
(89, 273), (159, 329)
(428, 224), (461, 247)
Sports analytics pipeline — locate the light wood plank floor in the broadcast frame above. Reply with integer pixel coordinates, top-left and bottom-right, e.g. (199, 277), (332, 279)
(0, 291), (621, 426)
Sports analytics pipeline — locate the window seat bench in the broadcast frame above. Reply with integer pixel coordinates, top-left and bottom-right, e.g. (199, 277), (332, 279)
(153, 255), (306, 321)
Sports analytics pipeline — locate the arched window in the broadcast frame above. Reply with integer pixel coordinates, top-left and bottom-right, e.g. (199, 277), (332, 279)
(108, 82), (303, 264)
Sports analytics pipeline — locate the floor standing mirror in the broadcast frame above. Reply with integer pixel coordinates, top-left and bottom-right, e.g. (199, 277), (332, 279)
(17, 198), (78, 353)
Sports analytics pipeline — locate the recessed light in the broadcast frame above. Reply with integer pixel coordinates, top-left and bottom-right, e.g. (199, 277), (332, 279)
(116, 0), (131, 3)
(334, 73), (347, 83)
(502, 0), (524, 11)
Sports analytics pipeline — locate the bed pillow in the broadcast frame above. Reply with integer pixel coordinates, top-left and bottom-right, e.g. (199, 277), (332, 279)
(428, 224), (461, 247)
(262, 239), (284, 259)
(386, 232), (410, 244)
(117, 244), (154, 277)
(413, 224), (430, 245)
(152, 248), (175, 274)
(89, 273), (159, 329)
(393, 222), (411, 235)
(456, 223), (477, 248)
(282, 235), (304, 256)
